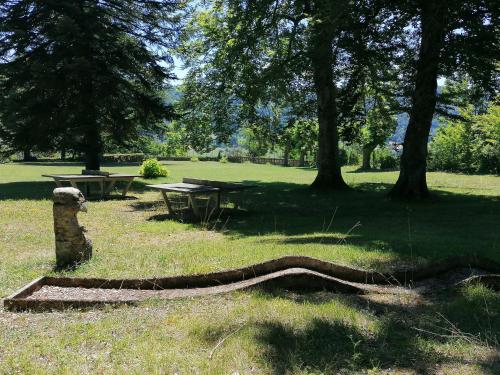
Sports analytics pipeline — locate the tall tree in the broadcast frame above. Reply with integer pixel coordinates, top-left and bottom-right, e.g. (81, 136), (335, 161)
(174, 70), (239, 153)
(338, 61), (400, 170)
(179, 0), (402, 189)
(389, 0), (498, 198)
(0, 0), (180, 169)
(357, 94), (398, 170)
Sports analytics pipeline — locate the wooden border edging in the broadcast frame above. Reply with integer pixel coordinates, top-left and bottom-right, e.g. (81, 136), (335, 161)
(3, 276), (46, 311)
(4, 255), (500, 312)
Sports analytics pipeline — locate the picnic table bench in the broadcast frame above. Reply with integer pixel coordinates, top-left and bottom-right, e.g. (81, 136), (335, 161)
(147, 178), (254, 217)
(43, 173), (141, 198)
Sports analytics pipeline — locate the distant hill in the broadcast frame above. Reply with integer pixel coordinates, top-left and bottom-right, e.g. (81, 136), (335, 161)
(166, 86), (444, 144)
(390, 113), (441, 143)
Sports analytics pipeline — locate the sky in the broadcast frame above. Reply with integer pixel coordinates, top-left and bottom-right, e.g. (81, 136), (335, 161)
(172, 56), (188, 81)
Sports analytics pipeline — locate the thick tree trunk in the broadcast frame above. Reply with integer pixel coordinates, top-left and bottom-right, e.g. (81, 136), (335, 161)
(389, 1), (447, 199)
(309, 3), (349, 189)
(83, 127), (102, 170)
(85, 151), (100, 171)
(23, 148), (36, 161)
(61, 148), (66, 161)
(361, 144), (376, 169)
(80, 71), (101, 170)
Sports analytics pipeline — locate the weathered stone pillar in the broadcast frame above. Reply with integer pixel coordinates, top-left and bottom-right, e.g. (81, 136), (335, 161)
(53, 187), (92, 268)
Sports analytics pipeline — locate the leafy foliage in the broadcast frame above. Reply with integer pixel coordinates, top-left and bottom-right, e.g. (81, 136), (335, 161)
(139, 158), (169, 179)
(0, 0), (181, 169)
(177, 0), (407, 187)
(389, 0), (499, 198)
(429, 102), (500, 174)
(373, 148), (399, 170)
(345, 76), (398, 168)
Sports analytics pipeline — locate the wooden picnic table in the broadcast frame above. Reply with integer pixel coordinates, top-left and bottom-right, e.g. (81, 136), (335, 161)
(147, 178), (254, 217)
(43, 174), (141, 198)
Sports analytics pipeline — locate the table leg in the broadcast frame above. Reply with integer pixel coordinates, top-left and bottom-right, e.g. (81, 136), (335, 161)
(54, 179), (63, 188)
(122, 179), (134, 196)
(98, 180), (104, 198)
(188, 194), (200, 217)
(215, 192), (221, 211)
(69, 181), (78, 189)
(161, 191), (174, 214)
(105, 180), (116, 196)
(205, 195), (213, 219)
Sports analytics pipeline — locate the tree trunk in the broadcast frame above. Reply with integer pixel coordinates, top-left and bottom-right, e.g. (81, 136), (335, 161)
(61, 148), (66, 161)
(283, 147), (290, 167)
(389, 1), (447, 199)
(299, 150), (306, 167)
(361, 144), (376, 169)
(83, 127), (102, 170)
(23, 147), (36, 161)
(309, 2), (349, 189)
(85, 151), (100, 170)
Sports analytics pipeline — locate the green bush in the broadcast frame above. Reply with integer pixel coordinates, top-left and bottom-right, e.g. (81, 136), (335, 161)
(139, 158), (169, 179)
(428, 104), (499, 174)
(374, 148), (399, 170)
(190, 156), (199, 162)
(219, 155), (228, 163)
(338, 146), (361, 166)
(379, 154), (399, 170)
(0, 149), (12, 163)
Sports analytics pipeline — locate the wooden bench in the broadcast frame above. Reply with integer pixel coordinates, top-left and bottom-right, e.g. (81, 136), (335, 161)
(147, 178), (254, 217)
(43, 174), (141, 198)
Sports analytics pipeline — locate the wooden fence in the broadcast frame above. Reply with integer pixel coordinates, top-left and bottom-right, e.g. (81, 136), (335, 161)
(159, 155), (309, 167)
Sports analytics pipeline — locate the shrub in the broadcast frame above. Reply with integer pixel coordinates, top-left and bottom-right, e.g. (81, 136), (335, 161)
(379, 154), (399, 170)
(337, 147), (360, 167)
(219, 155), (228, 163)
(374, 148), (399, 170)
(139, 158), (169, 179)
(429, 104), (499, 174)
(190, 156), (199, 162)
(0, 148), (12, 163)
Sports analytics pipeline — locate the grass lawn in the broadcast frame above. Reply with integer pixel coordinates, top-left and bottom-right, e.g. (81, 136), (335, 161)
(1, 161), (499, 374)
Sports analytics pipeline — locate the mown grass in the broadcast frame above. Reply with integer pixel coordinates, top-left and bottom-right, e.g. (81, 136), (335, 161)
(0, 161), (499, 374)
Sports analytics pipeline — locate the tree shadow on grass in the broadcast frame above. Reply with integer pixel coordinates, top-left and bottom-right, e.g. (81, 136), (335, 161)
(0, 179), (150, 200)
(122, 177), (499, 263)
(192, 286), (499, 374)
(2, 175), (498, 264)
(12, 161), (85, 167)
(347, 167), (399, 173)
(253, 315), (498, 374)
(247, 289), (500, 374)
(214, 180), (500, 262)
(148, 208), (251, 222)
(0, 181), (56, 200)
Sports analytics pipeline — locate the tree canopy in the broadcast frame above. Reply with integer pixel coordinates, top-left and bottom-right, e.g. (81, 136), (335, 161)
(0, 0), (181, 169)
(389, 0), (499, 198)
(0, 0), (498, 196)
(177, 0), (407, 188)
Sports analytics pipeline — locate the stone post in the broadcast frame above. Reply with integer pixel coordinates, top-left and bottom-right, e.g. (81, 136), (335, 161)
(53, 187), (92, 268)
